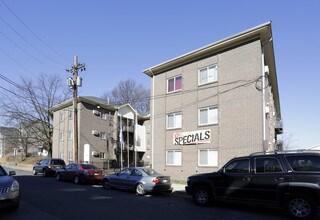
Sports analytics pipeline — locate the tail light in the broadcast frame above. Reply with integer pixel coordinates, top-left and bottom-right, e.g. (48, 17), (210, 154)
(153, 178), (160, 183)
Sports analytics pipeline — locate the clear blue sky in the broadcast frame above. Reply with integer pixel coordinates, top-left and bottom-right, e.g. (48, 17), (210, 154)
(0, 0), (319, 149)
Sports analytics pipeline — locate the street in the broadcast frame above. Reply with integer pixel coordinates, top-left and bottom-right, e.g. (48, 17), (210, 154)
(1, 167), (289, 220)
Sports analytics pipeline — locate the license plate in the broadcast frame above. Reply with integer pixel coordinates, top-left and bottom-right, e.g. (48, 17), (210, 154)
(94, 173), (99, 176)
(162, 180), (167, 183)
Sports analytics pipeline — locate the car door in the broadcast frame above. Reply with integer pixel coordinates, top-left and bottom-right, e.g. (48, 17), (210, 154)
(127, 169), (143, 189)
(214, 158), (252, 199)
(113, 168), (132, 189)
(63, 164), (73, 181)
(250, 156), (285, 202)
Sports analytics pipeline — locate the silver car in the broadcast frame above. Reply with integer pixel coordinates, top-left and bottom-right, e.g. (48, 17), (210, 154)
(0, 165), (20, 211)
(103, 167), (172, 195)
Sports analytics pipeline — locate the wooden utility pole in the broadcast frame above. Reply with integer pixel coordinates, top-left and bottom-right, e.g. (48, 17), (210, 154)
(67, 56), (85, 163)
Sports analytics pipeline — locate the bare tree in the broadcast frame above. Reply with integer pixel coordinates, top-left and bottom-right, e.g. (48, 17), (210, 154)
(101, 79), (150, 114)
(0, 73), (70, 157)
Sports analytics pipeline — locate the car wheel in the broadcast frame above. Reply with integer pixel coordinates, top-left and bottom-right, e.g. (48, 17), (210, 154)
(32, 168), (37, 175)
(192, 185), (212, 207)
(56, 173), (61, 181)
(103, 179), (111, 190)
(136, 183), (146, 196)
(286, 193), (316, 220)
(74, 176), (80, 185)
(43, 169), (47, 177)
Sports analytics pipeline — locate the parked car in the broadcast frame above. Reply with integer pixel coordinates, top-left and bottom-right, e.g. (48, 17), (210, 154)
(0, 165), (20, 211)
(33, 158), (66, 177)
(103, 167), (172, 195)
(185, 150), (320, 220)
(56, 163), (103, 185)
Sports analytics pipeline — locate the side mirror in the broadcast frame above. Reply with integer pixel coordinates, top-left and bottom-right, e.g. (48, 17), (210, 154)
(9, 171), (16, 176)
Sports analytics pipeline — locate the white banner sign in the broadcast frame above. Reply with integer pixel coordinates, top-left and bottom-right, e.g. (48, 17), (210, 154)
(173, 130), (211, 145)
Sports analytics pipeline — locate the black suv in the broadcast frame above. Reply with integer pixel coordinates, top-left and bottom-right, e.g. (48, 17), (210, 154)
(186, 150), (320, 219)
(33, 158), (66, 177)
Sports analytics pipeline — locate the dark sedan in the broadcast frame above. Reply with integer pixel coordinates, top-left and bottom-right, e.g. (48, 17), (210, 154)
(102, 167), (172, 195)
(56, 163), (103, 185)
(0, 165), (20, 211)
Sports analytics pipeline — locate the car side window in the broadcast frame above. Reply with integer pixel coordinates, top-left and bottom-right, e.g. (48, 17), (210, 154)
(119, 168), (132, 175)
(285, 155), (320, 171)
(225, 159), (249, 174)
(66, 164), (72, 170)
(131, 169), (142, 176)
(255, 157), (282, 173)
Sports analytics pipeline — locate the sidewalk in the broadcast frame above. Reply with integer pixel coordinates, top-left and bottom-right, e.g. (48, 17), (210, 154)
(2, 163), (187, 194)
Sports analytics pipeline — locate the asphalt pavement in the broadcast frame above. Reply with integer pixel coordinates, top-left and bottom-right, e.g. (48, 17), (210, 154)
(2, 163), (187, 194)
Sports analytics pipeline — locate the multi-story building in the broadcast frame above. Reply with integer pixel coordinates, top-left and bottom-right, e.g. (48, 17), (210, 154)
(143, 22), (282, 180)
(51, 96), (151, 169)
(0, 126), (19, 157)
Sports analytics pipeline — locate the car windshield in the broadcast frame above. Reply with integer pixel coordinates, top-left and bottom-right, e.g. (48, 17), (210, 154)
(141, 168), (161, 176)
(81, 164), (97, 169)
(0, 166), (8, 176)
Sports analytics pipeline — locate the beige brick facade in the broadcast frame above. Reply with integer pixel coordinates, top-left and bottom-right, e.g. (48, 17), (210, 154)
(144, 22), (281, 180)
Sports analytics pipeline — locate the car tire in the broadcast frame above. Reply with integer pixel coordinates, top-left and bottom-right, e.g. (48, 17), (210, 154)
(136, 183), (146, 196)
(103, 179), (111, 190)
(74, 176), (80, 185)
(192, 185), (212, 207)
(285, 193), (316, 220)
(32, 168), (37, 175)
(56, 173), (61, 181)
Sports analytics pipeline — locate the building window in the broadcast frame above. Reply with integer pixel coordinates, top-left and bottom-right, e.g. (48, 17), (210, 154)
(198, 65), (218, 85)
(167, 112), (182, 129)
(100, 132), (107, 139)
(101, 112), (107, 120)
(99, 152), (106, 159)
(68, 151), (73, 162)
(68, 130), (73, 140)
(167, 76), (182, 93)
(166, 150), (182, 166)
(199, 106), (218, 126)
(59, 132), (64, 141)
(60, 111), (64, 122)
(68, 108), (73, 119)
(198, 149), (218, 166)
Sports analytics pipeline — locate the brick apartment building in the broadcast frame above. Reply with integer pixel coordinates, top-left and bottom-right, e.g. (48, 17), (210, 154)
(143, 22), (283, 180)
(51, 96), (151, 169)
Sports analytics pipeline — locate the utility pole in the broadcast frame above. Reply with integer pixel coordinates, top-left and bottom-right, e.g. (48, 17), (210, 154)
(66, 56), (85, 163)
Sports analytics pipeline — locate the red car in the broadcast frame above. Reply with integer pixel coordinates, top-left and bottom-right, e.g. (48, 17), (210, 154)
(56, 163), (103, 185)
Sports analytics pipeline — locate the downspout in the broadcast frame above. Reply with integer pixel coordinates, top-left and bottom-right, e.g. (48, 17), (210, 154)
(150, 69), (155, 168)
(261, 37), (272, 151)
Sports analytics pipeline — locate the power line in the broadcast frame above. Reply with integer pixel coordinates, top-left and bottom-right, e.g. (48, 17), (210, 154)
(0, 0), (71, 62)
(0, 16), (66, 67)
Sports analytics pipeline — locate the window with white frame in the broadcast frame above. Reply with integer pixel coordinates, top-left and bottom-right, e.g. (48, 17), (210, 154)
(59, 132), (64, 141)
(167, 75), (182, 93)
(99, 152), (106, 159)
(101, 112), (107, 120)
(68, 108), (73, 119)
(198, 149), (218, 166)
(68, 130), (73, 140)
(68, 151), (73, 162)
(198, 65), (218, 85)
(100, 132), (107, 139)
(167, 112), (182, 129)
(199, 106), (218, 125)
(60, 111), (64, 122)
(166, 150), (182, 165)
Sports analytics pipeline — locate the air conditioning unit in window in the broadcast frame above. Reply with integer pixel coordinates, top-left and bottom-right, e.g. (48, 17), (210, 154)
(93, 110), (100, 116)
(92, 130), (99, 136)
(91, 151), (99, 157)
